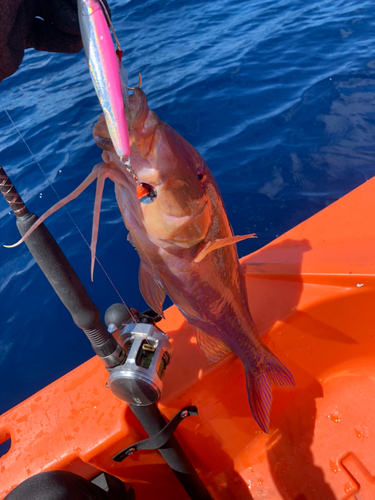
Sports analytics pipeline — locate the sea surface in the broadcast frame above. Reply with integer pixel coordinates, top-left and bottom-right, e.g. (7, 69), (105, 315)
(1, 0), (375, 416)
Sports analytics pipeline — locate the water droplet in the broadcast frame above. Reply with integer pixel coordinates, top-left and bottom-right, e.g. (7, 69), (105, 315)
(354, 425), (369, 440)
(329, 459), (340, 473)
(344, 481), (354, 493)
(327, 411), (341, 423)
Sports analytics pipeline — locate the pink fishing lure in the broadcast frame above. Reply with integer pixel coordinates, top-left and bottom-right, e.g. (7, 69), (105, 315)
(78, 0), (130, 160)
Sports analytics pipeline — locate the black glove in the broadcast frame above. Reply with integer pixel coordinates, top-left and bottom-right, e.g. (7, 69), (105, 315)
(0, 0), (110, 83)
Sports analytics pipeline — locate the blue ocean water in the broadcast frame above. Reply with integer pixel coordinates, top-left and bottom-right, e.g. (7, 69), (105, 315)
(1, 0), (375, 415)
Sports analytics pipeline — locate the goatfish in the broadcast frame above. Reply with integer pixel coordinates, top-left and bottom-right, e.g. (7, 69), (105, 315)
(7, 83), (295, 433)
(77, 0), (130, 160)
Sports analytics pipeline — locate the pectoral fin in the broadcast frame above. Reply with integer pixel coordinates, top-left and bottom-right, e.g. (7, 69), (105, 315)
(195, 328), (232, 363)
(194, 234), (256, 263)
(139, 262), (166, 318)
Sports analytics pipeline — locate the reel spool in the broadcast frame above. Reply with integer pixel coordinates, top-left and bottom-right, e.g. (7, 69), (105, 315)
(106, 314), (173, 406)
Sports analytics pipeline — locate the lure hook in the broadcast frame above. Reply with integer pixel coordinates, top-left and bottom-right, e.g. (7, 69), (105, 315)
(126, 73), (142, 90)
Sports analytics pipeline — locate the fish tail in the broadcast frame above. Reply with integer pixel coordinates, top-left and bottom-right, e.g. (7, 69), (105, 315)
(245, 352), (295, 433)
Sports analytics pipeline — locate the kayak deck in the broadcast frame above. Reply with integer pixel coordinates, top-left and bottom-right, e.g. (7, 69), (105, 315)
(1, 177), (375, 499)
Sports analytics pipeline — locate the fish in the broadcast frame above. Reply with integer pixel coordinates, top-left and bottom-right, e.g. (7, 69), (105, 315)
(7, 84), (295, 433)
(77, 0), (130, 161)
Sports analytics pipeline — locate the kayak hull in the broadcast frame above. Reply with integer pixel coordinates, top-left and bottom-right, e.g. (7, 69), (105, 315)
(1, 177), (375, 499)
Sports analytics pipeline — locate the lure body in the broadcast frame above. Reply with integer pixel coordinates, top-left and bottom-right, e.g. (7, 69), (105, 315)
(78, 0), (130, 160)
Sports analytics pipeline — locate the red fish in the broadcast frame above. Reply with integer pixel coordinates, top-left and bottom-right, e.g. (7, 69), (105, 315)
(8, 85), (295, 432)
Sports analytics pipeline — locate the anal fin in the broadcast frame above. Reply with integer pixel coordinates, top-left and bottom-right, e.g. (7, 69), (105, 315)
(195, 328), (232, 363)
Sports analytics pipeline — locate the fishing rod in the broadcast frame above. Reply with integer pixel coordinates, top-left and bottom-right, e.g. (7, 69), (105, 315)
(0, 165), (125, 366)
(0, 164), (211, 500)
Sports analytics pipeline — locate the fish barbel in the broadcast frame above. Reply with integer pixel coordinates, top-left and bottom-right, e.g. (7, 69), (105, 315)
(7, 85), (294, 432)
(77, 0), (130, 160)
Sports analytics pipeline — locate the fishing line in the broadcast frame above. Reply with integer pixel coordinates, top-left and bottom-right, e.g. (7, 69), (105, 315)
(97, 0), (122, 53)
(2, 106), (138, 324)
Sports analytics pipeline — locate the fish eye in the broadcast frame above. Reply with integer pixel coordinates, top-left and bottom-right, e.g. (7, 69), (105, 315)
(197, 170), (207, 183)
(137, 182), (157, 204)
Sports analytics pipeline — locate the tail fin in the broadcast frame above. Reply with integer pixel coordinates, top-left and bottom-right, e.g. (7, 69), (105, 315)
(245, 353), (295, 433)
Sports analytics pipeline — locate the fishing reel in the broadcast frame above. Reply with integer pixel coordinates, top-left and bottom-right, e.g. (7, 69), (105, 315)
(105, 306), (173, 406)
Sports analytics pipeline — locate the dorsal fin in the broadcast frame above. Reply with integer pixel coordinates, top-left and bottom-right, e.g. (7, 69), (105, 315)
(4, 163), (103, 250)
(4, 162), (111, 282)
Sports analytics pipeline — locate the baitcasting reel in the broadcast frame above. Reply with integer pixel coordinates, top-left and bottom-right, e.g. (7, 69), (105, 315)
(106, 306), (173, 406)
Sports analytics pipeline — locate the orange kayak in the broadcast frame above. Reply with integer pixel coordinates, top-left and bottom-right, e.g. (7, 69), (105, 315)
(1, 176), (375, 499)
